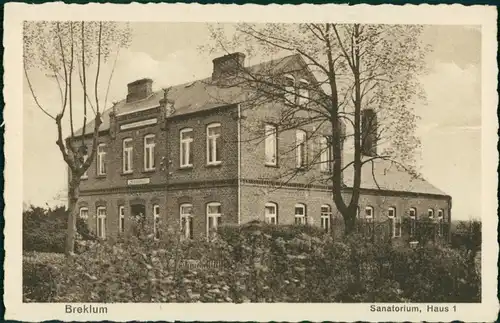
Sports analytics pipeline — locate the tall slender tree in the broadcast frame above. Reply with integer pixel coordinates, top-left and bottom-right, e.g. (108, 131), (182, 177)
(206, 23), (429, 234)
(23, 21), (131, 255)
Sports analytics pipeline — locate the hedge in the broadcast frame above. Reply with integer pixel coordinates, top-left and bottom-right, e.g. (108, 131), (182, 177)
(23, 221), (480, 303)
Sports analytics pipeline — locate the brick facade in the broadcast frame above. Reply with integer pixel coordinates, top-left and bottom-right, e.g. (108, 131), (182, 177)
(73, 53), (451, 243)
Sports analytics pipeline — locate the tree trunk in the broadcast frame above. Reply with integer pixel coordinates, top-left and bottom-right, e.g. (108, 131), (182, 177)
(65, 177), (80, 256)
(343, 209), (356, 236)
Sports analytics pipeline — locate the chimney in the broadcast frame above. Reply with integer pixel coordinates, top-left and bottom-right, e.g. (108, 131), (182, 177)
(212, 52), (246, 82)
(126, 78), (153, 103)
(361, 108), (378, 156)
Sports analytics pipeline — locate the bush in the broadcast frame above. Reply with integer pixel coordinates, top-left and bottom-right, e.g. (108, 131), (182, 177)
(23, 261), (60, 302)
(23, 204), (95, 254)
(23, 221), (481, 303)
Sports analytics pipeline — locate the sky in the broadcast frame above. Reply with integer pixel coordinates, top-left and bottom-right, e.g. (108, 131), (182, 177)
(22, 23), (482, 220)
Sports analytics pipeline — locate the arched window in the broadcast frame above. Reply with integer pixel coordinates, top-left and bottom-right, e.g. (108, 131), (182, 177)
(180, 128), (194, 167)
(409, 207), (417, 237)
(428, 208), (435, 219)
(321, 205), (332, 233)
(79, 207), (89, 220)
(206, 123), (221, 165)
(144, 134), (156, 171)
(388, 207), (401, 238)
(180, 203), (194, 239)
(294, 203), (307, 225)
(118, 205), (125, 234)
(265, 202), (278, 224)
(365, 206), (374, 221)
(96, 206), (107, 239)
(206, 202), (222, 239)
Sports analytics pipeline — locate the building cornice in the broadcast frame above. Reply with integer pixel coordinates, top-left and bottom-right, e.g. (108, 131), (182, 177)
(79, 178), (238, 196)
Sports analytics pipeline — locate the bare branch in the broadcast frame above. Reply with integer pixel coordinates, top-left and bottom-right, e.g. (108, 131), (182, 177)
(104, 47), (120, 112)
(94, 22), (103, 114)
(24, 66), (56, 120)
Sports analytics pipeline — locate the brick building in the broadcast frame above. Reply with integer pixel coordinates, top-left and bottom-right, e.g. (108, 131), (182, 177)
(72, 53), (451, 242)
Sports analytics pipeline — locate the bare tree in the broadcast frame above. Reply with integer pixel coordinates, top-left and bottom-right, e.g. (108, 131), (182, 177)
(205, 23), (429, 234)
(23, 21), (131, 255)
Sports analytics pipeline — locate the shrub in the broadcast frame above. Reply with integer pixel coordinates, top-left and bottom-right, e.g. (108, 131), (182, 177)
(23, 221), (481, 303)
(23, 261), (60, 302)
(23, 204), (95, 254)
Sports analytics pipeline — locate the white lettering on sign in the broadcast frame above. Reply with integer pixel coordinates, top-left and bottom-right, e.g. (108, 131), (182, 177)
(127, 178), (151, 186)
(120, 118), (157, 131)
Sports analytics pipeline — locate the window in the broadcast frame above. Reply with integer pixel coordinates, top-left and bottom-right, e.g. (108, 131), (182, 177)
(180, 204), (194, 239)
(298, 79), (309, 105)
(96, 207), (106, 239)
(79, 207), (89, 219)
(180, 128), (194, 168)
(144, 134), (156, 171)
(207, 202), (222, 239)
(321, 205), (332, 233)
(81, 154), (89, 179)
(409, 207), (417, 237)
(265, 202), (278, 224)
(97, 144), (107, 175)
(319, 136), (333, 172)
(123, 138), (133, 173)
(118, 206), (125, 234)
(294, 203), (307, 225)
(264, 124), (278, 166)
(428, 208), (434, 219)
(296, 130), (307, 168)
(356, 206), (360, 218)
(153, 204), (160, 239)
(365, 206), (373, 219)
(284, 74), (295, 104)
(207, 123), (221, 165)
(388, 207), (401, 238)
(437, 209), (444, 237)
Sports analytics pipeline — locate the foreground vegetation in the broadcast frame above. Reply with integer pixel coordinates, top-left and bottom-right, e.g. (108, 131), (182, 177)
(23, 206), (481, 303)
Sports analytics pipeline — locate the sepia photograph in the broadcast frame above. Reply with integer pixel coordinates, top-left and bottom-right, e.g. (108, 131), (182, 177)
(4, 3), (498, 322)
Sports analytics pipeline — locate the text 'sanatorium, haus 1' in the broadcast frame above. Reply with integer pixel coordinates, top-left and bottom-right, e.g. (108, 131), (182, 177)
(71, 52), (451, 243)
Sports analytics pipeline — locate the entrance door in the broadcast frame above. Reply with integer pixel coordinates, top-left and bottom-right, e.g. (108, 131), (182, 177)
(130, 204), (146, 234)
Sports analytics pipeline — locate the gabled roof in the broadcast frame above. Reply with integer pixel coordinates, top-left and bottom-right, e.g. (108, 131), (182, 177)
(74, 54), (303, 137)
(342, 154), (448, 196)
